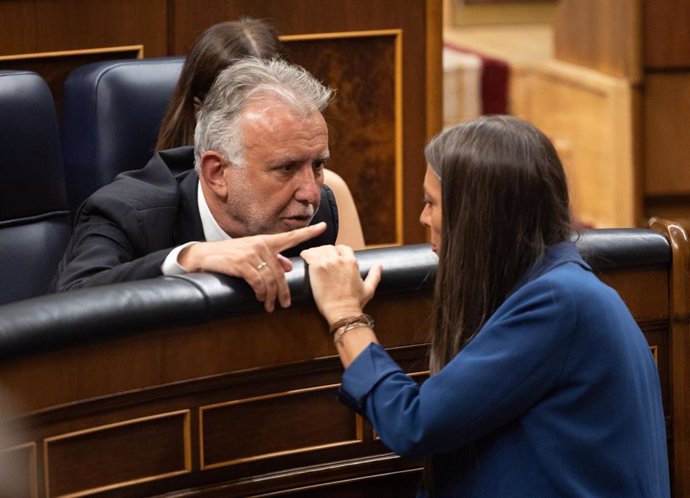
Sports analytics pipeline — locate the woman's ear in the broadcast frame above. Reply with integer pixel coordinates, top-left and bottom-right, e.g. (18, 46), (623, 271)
(198, 151), (228, 199)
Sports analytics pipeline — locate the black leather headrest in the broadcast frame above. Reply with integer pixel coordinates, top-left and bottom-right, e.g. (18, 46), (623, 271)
(0, 230), (671, 360)
(575, 228), (670, 270)
(61, 57), (185, 211)
(0, 71), (71, 305)
(0, 71), (67, 222)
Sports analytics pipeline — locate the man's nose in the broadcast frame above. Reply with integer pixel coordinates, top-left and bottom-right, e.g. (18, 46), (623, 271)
(294, 166), (321, 204)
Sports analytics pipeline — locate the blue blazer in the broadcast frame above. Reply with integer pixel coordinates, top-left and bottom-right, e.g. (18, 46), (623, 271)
(53, 147), (338, 291)
(340, 242), (669, 497)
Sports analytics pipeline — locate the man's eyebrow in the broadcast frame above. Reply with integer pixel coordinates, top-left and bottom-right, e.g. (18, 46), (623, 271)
(267, 155), (301, 167)
(269, 153), (330, 167)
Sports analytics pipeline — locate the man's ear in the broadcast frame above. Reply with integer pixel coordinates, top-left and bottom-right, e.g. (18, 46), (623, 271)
(198, 151), (227, 199)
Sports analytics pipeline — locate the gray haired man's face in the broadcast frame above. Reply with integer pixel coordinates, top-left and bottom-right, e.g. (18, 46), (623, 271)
(217, 100), (329, 238)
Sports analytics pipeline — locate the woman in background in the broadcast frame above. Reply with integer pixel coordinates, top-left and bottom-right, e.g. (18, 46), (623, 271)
(301, 115), (669, 497)
(157, 18), (365, 248)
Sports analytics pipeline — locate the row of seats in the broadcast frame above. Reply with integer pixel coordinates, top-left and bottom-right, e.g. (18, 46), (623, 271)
(0, 58), (186, 305)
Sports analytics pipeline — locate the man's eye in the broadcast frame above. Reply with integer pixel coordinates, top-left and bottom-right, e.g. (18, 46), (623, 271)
(313, 161), (325, 172)
(275, 163), (295, 173)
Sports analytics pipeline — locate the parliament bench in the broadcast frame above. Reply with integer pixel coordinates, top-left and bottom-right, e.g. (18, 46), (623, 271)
(0, 223), (688, 496)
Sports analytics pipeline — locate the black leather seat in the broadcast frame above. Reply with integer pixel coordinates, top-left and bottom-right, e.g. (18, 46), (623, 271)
(60, 57), (185, 212)
(0, 71), (72, 305)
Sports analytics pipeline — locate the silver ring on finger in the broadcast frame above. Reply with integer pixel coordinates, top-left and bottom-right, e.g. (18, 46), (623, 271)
(256, 261), (268, 271)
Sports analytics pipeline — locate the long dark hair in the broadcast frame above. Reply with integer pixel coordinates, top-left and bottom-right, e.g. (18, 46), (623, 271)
(426, 115), (572, 374)
(156, 18), (281, 151)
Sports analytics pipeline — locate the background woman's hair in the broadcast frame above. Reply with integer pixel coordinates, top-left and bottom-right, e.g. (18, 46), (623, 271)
(156, 18), (282, 151)
(425, 115), (573, 373)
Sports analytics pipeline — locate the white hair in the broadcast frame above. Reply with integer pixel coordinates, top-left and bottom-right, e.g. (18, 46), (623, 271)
(194, 57), (334, 170)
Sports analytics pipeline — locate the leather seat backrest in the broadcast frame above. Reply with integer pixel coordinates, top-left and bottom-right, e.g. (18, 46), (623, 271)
(0, 71), (72, 304)
(60, 57), (185, 212)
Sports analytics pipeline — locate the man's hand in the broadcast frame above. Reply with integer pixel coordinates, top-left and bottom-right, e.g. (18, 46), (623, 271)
(179, 222), (327, 312)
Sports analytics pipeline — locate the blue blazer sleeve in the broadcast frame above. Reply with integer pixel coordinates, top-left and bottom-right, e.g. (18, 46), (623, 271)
(341, 274), (578, 457)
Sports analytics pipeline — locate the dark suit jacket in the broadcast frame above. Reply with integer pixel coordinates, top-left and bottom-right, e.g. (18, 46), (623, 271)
(53, 146), (338, 291)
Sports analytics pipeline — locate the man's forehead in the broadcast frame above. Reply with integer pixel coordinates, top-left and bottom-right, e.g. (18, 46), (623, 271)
(240, 115), (329, 169)
(241, 103), (328, 142)
(241, 96), (318, 123)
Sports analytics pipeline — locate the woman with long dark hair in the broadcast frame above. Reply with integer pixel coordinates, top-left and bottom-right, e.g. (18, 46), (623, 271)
(301, 115), (669, 497)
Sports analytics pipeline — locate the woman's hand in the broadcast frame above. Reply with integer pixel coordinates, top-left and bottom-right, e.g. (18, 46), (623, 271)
(300, 245), (382, 325)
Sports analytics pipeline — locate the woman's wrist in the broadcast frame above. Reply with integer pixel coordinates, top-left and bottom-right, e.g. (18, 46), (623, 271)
(334, 325), (378, 368)
(331, 314), (374, 345)
(328, 313), (371, 335)
(324, 305), (365, 328)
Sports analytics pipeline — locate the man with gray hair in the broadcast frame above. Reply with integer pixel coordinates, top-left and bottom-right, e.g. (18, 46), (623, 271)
(54, 58), (338, 312)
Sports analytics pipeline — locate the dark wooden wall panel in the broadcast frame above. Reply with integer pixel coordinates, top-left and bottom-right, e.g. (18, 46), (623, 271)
(45, 411), (190, 496)
(201, 386), (359, 468)
(643, 0), (690, 68)
(0, 0), (167, 56)
(284, 34), (398, 244)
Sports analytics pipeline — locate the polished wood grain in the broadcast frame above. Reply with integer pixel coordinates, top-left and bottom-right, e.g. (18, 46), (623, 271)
(553, 0), (641, 82)
(0, 0), (167, 56)
(283, 33), (399, 244)
(644, 73), (690, 196)
(652, 219), (690, 498)
(200, 385), (360, 469)
(644, 0), (690, 68)
(45, 411), (191, 497)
